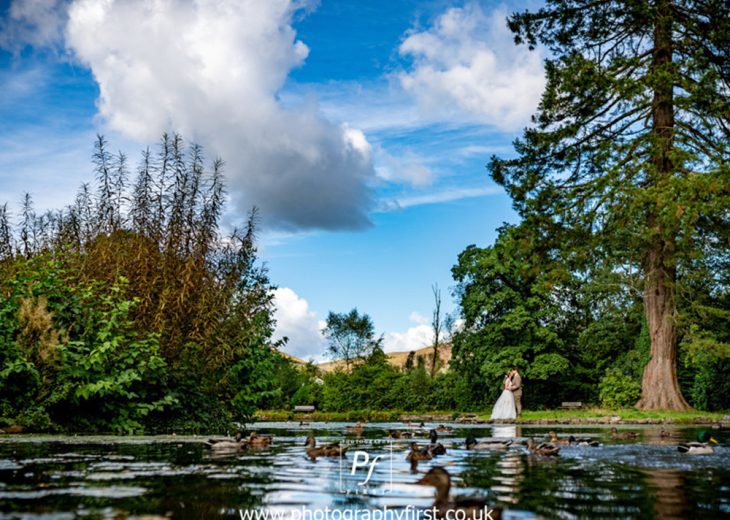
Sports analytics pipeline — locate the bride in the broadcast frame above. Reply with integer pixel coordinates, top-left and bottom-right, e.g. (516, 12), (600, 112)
(490, 373), (516, 421)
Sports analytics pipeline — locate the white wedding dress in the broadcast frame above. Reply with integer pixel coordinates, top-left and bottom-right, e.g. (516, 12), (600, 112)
(490, 377), (517, 420)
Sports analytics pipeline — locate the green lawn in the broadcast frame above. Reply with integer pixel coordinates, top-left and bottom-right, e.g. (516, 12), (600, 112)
(501, 408), (728, 423)
(257, 408), (728, 424)
(256, 410), (457, 422)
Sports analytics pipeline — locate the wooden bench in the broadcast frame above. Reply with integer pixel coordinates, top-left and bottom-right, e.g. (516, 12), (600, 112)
(560, 402), (583, 409)
(293, 405), (315, 413)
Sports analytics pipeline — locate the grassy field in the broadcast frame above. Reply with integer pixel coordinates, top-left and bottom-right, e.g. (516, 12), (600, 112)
(256, 408), (729, 424)
(512, 408), (728, 424)
(255, 410), (457, 422)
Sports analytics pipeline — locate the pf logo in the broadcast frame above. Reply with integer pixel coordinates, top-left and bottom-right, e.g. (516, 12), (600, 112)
(350, 450), (384, 486)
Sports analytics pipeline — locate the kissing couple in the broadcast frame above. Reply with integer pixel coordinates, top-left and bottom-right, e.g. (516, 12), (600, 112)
(489, 367), (522, 421)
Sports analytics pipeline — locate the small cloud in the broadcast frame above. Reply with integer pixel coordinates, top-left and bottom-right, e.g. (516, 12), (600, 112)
(458, 145), (495, 157)
(377, 185), (502, 212)
(409, 311), (429, 325)
(374, 145), (434, 187)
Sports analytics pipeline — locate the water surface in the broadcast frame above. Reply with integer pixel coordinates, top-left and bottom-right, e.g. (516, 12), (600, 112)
(1, 423), (728, 519)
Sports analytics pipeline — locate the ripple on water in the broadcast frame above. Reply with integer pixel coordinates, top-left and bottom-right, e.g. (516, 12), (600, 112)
(0, 425), (729, 519)
(0, 460), (22, 470)
(0, 485), (147, 499)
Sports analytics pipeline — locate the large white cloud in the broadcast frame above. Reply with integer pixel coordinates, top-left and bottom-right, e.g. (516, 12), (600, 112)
(382, 312), (433, 353)
(54, 0), (375, 230)
(272, 287), (328, 361)
(398, 3), (545, 131)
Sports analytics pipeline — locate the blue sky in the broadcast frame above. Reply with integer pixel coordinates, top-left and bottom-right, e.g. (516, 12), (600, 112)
(0, 0), (545, 360)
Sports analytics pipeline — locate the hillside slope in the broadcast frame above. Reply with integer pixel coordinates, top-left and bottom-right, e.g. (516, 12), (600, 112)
(315, 343), (452, 373)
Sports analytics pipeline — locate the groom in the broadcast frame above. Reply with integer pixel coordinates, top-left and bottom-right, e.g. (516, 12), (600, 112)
(509, 367), (522, 417)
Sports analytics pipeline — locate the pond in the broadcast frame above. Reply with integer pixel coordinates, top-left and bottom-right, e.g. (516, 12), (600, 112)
(1, 423), (729, 519)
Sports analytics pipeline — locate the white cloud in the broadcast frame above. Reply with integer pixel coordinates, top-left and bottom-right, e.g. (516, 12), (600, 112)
(272, 287), (328, 361)
(374, 145), (434, 187)
(47, 0), (375, 231)
(0, 0), (67, 51)
(409, 311), (428, 326)
(383, 324), (433, 353)
(377, 185), (502, 212)
(382, 310), (433, 352)
(398, 3), (545, 131)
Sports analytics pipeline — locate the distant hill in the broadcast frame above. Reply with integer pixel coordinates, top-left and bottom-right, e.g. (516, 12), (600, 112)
(280, 351), (309, 365)
(316, 343), (452, 373)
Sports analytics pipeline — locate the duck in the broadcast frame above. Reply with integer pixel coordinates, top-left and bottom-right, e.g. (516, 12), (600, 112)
(246, 432), (273, 448)
(417, 467), (500, 520)
(548, 431), (571, 446)
(465, 437), (512, 450)
(206, 432), (247, 453)
(610, 428), (638, 440)
(345, 422), (364, 434)
(426, 430), (447, 456)
(305, 435), (348, 458)
(526, 437), (560, 456)
(660, 429), (673, 438)
(406, 441), (433, 463)
(0, 425), (24, 434)
(389, 430), (415, 439)
(435, 424), (454, 433)
(568, 435), (600, 447)
(678, 431), (718, 455)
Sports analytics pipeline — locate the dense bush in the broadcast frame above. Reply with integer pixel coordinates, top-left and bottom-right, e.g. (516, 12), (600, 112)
(599, 368), (642, 408)
(0, 135), (280, 433)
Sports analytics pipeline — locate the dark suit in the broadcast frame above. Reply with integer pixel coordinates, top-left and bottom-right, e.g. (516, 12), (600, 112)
(511, 372), (523, 416)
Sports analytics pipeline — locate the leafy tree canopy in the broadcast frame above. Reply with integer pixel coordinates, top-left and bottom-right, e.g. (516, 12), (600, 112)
(322, 308), (384, 369)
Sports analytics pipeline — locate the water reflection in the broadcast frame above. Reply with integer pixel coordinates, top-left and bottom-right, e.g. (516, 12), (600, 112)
(645, 468), (690, 518)
(492, 451), (524, 504)
(0, 425), (729, 519)
(491, 425), (519, 439)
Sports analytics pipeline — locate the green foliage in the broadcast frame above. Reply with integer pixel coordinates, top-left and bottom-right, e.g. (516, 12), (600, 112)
(599, 369), (642, 409)
(303, 351), (477, 413)
(321, 359), (401, 412)
(0, 262), (176, 433)
(680, 325), (730, 411)
(0, 135), (279, 433)
(527, 354), (570, 381)
(323, 308), (384, 369)
(51, 288), (173, 434)
(450, 223), (594, 408)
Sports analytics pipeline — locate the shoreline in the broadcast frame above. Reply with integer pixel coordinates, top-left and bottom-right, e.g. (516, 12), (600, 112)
(3, 410), (727, 437)
(0, 419), (725, 440)
(255, 409), (730, 426)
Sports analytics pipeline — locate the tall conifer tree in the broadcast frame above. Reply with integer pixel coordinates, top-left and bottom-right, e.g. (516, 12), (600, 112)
(492, 0), (729, 409)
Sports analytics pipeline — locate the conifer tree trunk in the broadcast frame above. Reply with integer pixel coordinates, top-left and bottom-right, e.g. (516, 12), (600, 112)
(639, 245), (690, 409)
(637, 0), (690, 410)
